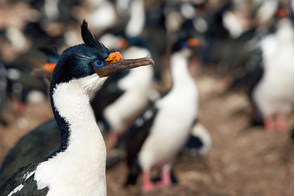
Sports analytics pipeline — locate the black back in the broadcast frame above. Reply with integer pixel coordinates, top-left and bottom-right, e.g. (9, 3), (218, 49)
(123, 101), (159, 185)
(0, 119), (59, 187)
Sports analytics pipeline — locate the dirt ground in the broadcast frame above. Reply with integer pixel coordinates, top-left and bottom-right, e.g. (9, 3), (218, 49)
(0, 71), (293, 196)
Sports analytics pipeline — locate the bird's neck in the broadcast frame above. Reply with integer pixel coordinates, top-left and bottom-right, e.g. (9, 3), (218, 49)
(277, 19), (294, 46)
(38, 74), (107, 194)
(170, 52), (195, 90)
(51, 81), (104, 151)
(50, 75), (106, 149)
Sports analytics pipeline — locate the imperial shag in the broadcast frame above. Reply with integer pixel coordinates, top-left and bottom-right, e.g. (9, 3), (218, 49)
(252, 16), (294, 132)
(0, 20), (153, 196)
(124, 36), (199, 192)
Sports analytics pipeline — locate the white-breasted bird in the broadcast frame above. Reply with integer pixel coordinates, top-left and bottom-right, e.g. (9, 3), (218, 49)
(0, 20), (153, 196)
(124, 36), (199, 192)
(252, 17), (294, 132)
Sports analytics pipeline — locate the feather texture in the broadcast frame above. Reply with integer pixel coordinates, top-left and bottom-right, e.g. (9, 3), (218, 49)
(81, 20), (110, 58)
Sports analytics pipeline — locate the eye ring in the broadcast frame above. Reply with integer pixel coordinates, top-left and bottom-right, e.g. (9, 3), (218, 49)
(94, 60), (104, 68)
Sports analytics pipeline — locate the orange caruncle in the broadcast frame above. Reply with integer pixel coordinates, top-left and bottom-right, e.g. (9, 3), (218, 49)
(105, 52), (124, 63)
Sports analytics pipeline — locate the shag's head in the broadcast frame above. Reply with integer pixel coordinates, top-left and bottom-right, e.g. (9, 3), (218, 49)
(48, 21), (154, 149)
(51, 20), (154, 87)
(172, 37), (199, 57)
(275, 5), (293, 19)
(172, 18), (203, 56)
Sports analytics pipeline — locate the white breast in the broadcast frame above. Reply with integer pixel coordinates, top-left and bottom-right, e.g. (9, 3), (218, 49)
(34, 74), (107, 196)
(252, 19), (294, 117)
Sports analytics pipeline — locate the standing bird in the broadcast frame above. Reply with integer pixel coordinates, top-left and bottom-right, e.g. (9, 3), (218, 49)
(124, 37), (199, 192)
(252, 17), (294, 132)
(0, 20), (153, 195)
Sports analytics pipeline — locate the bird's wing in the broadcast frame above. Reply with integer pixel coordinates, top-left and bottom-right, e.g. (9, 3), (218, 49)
(0, 120), (59, 186)
(123, 101), (159, 167)
(0, 149), (59, 195)
(0, 163), (48, 196)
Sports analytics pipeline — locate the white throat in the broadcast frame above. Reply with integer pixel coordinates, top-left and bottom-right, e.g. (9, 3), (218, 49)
(170, 50), (195, 90)
(156, 50), (198, 112)
(34, 74), (107, 196)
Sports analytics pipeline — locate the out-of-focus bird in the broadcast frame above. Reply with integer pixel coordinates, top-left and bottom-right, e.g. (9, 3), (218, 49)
(216, 4), (294, 127)
(252, 17), (294, 132)
(0, 20), (153, 195)
(182, 121), (211, 157)
(124, 36), (199, 192)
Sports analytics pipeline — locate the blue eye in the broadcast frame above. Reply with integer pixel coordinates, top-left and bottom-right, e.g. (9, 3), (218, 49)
(94, 60), (104, 68)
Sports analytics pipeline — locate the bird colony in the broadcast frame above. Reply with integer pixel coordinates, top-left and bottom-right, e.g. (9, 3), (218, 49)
(0, 0), (293, 195)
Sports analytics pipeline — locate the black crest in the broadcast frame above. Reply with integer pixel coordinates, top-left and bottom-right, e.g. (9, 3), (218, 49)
(81, 20), (110, 54)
